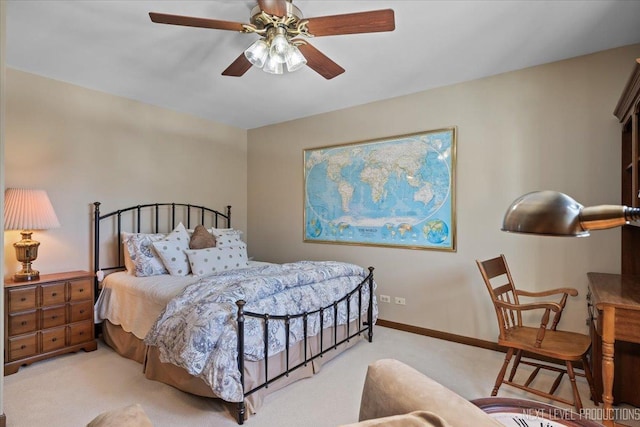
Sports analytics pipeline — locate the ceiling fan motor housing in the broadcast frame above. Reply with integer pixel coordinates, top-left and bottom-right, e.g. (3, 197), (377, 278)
(248, 3), (309, 41)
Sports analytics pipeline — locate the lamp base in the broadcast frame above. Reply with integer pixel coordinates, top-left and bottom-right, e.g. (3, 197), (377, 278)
(13, 268), (40, 282)
(13, 231), (41, 282)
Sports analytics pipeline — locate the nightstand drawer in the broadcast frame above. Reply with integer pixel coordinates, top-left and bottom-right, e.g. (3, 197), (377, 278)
(41, 283), (66, 306)
(41, 305), (66, 329)
(8, 334), (38, 361)
(8, 311), (37, 336)
(42, 327), (66, 353)
(70, 300), (92, 323)
(69, 280), (92, 301)
(7, 286), (37, 312)
(69, 321), (93, 345)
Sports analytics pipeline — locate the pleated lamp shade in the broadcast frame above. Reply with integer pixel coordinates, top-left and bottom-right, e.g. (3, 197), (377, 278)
(4, 188), (61, 231)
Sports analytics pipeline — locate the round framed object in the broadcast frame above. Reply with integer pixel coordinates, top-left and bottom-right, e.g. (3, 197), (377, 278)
(471, 397), (602, 427)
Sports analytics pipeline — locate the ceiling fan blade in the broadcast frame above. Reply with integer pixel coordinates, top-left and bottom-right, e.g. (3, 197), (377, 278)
(149, 12), (245, 32)
(257, 0), (288, 16)
(305, 9), (395, 37)
(297, 43), (345, 80)
(222, 53), (253, 77)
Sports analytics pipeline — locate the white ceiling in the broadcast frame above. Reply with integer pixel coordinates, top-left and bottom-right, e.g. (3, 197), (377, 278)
(7, 1), (640, 130)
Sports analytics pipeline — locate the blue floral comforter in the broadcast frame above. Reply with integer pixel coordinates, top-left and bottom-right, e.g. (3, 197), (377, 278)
(144, 260), (376, 402)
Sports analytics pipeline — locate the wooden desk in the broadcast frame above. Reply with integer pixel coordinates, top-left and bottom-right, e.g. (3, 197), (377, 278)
(587, 272), (640, 427)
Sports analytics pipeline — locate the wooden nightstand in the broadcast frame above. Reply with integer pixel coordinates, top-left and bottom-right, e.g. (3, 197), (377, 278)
(4, 270), (97, 375)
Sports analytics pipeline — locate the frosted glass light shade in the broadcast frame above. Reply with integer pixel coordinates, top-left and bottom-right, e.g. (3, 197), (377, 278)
(244, 39), (269, 68)
(269, 33), (290, 64)
(285, 45), (307, 72)
(263, 54), (283, 74)
(4, 188), (60, 230)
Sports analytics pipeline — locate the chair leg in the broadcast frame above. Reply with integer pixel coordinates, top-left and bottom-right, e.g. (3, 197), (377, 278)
(582, 354), (599, 405)
(493, 348), (514, 396)
(566, 361), (583, 412)
(508, 349), (522, 382)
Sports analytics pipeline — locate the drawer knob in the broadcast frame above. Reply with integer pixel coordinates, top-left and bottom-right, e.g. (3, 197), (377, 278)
(52, 292), (57, 297)
(51, 315), (58, 320)
(79, 288), (84, 293)
(20, 297), (26, 302)
(79, 331), (84, 336)
(20, 345), (26, 350)
(21, 321), (27, 326)
(52, 338), (57, 342)
(80, 310), (85, 314)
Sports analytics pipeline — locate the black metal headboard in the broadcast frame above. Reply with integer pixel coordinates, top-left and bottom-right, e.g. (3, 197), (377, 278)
(92, 202), (231, 299)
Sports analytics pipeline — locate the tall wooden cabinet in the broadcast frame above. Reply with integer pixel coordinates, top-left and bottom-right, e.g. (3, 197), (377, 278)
(587, 58), (640, 407)
(614, 58), (640, 274)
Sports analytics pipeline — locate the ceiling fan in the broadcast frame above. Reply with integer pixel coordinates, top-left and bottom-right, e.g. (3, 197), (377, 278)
(149, 0), (395, 79)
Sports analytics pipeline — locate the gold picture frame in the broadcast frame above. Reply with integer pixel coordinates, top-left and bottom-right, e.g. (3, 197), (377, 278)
(303, 127), (456, 251)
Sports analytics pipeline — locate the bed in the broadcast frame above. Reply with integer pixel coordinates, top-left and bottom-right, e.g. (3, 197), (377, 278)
(92, 202), (376, 424)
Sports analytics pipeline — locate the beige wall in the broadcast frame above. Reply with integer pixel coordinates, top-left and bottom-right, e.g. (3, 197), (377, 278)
(4, 42), (639, 346)
(247, 44), (640, 342)
(4, 69), (248, 276)
(1, 0), (6, 415)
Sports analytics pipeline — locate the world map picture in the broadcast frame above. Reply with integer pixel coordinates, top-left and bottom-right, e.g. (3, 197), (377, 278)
(304, 127), (456, 250)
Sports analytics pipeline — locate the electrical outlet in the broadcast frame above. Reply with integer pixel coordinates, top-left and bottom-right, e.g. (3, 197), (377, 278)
(394, 297), (406, 305)
(379, 294), (391, 303)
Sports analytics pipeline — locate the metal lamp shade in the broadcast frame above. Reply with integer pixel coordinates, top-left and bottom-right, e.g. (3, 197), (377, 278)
(502, 190), (640, 237)
(502, 191), (588, 236)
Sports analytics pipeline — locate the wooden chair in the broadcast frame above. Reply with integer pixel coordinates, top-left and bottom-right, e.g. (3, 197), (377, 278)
(476, 254), (597, 412)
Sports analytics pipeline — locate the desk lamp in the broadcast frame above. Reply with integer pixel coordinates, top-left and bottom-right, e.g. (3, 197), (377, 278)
(4, 188), (61, 281)
(502, 191), (640, 236)
(502, 190), (640, 427)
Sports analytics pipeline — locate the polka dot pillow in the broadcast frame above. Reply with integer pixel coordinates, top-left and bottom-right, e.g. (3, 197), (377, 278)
(185, 243), (249, 276)
(151, 222), (191, 276)
(211, 229), (244, 248)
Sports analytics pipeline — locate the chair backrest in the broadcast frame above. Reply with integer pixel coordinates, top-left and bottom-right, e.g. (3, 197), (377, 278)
(476, 254), (522, 339)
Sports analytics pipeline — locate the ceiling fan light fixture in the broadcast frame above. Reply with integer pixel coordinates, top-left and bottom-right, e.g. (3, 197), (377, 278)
(269, 27), (290, 64)
(285, 44), (307, 72)
(263, 54), (284, 74)
(244, 39), (269, 68)
(150, 4), (396, 79)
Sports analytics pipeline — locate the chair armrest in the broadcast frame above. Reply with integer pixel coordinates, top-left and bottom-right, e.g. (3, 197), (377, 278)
(494, 300), (562, 313)
(515, 288), (577, 330)
(494, 300), (560, 347)
(516, 287), (578, 298)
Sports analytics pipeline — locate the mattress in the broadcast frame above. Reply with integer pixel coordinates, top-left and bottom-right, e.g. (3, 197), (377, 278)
(94, 261), (271, 339)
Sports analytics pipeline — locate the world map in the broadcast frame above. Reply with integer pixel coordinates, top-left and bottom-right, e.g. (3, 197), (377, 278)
(304, 128), (455, 250)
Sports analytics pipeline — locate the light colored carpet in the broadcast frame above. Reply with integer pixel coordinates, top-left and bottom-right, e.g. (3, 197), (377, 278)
(4, 326), (638, 426)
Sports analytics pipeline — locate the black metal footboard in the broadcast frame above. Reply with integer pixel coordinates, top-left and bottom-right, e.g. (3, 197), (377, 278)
(235, 266), (375, 424)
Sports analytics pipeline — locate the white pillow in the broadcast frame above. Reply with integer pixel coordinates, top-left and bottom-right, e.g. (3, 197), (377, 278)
(123, 232), (167, 277)
(211, 229), (244, 248)
(151, 223), (191, 276)
(210, 227), (234, 233)
(122, 239), (135, 275)
(185, 243), (249, 276)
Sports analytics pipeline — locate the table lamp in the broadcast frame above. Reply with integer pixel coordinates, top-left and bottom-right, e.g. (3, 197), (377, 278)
(502, 190), (640, 236)
(4, 188), (61, 281)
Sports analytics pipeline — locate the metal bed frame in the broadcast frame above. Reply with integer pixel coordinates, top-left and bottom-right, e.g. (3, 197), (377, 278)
(93, 201), (231, 295)
(92, 202), (375, 424)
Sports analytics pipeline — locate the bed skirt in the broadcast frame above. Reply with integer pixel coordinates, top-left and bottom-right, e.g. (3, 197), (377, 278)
(101, 319), (364, 418)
